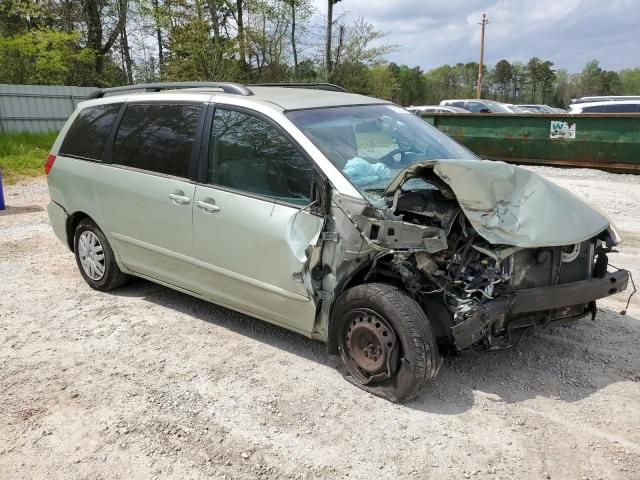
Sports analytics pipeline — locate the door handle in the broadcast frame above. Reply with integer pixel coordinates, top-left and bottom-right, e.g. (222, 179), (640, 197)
(196, 199), (220, 213)
(168, 192), (191, 205)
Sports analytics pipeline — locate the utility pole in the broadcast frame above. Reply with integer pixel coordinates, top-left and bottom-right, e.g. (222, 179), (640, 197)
(476, 13), (490, 99)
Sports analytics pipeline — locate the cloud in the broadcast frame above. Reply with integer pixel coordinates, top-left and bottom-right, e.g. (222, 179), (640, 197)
(311, 0), (639, 72)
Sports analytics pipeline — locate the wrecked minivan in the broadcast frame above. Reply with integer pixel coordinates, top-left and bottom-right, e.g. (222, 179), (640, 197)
(46, 83), (629, 402)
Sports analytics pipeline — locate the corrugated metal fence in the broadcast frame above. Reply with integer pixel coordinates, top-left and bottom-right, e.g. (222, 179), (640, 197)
(0, 84), (97, 133)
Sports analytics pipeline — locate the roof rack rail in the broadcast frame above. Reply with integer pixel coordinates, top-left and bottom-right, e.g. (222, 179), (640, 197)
(250, 82), (346, 92)
(86, 82), (254, 99)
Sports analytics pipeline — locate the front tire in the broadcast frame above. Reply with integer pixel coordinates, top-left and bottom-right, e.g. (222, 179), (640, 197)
(332, 283), (441, 402)
(73, 218), (129, 291)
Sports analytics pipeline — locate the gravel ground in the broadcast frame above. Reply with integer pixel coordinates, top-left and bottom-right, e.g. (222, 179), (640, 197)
(1, 166), (639, 480)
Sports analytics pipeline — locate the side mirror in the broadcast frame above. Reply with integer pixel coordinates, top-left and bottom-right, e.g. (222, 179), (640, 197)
(480, 108), (491, 113)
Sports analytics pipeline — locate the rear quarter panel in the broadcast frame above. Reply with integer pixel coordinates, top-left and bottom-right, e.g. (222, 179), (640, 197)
(46, 108), (105, 246)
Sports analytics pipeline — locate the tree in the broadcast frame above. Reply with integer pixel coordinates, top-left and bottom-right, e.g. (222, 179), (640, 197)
(579, 59), (604, 95)
(494, 59), (512, 102)
(324, 0), (341, 81)
(366, 63), (396, 100)
(81, 0), (129, 80)
(280, 0), (312, 79)
(163, 0), (241, 82)
(619, 67), (640, 94)
(600, 70), (622, 95)
(510, 61), (527, 103)
(330, 18), (393, 92)
(0, 30), (97, 85)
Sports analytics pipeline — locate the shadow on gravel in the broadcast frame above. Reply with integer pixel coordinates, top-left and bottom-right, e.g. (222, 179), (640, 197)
(0, 204), (44, 216)
(112, 280), (639, 413)
(408, 306), (640, 414)
(112, 278), (330, 365)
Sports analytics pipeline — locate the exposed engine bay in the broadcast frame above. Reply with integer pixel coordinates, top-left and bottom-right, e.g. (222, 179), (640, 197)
(319, 163), (629, 353)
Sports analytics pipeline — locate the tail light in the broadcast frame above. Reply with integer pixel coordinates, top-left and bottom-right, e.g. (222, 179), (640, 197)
(45, 154), (56, 175)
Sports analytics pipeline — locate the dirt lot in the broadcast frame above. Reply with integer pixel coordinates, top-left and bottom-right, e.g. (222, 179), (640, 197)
(1, 166), (639, 480)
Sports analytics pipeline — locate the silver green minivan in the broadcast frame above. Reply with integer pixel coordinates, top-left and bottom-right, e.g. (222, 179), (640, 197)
(47, 82), (629, 402)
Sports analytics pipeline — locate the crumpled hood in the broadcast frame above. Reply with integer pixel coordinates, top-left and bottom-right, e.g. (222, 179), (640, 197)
(384, 159), (610, 247)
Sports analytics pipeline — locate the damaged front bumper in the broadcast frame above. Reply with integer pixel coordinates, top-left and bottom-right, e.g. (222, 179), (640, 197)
(452, 269), (630, 350)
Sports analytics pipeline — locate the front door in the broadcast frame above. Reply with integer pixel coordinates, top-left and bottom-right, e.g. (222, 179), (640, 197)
(191, 106), (324, 334)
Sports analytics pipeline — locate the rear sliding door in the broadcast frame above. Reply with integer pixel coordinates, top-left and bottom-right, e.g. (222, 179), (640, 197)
(95, 102), (204, 289)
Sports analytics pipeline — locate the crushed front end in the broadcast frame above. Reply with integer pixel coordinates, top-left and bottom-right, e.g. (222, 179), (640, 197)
(327, 160), (630, 352)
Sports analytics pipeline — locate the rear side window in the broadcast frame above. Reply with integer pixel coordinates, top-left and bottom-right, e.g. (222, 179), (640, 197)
(60, 103), (122, 161)
(113, 103), (202, 178)
(209, 108), (312, 205)
(603, 103), (638, 113)
(468, 101), (488, 112)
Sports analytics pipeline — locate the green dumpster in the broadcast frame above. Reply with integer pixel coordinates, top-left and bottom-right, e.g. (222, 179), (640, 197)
(419, 113), (640, 173)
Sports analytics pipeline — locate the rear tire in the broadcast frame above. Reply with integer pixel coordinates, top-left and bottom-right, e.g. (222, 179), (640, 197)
(332, 283), (442, 403)
(73, 218), (129, 291)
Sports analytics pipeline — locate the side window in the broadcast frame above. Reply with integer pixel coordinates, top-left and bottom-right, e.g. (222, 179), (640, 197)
(582, 105), (605, 113)
(449, 101), (464, 109)
(468, 101), (487, 113)
(60, 103), (121, 161)
(209, 108), (313, 206)
(604, 103), (637, 113)
(113, 103), (202, 178)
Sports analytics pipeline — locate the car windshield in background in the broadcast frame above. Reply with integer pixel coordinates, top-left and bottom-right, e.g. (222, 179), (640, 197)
(286, 104), (477, 201)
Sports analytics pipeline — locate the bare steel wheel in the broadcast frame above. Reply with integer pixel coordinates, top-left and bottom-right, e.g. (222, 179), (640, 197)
(342, 309), (399, 384)
(73, 218), (129, 291)
(78, 231), (105, 281)
(332, 283), (441, 402)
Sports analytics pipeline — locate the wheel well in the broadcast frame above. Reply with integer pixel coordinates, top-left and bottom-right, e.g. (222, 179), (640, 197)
(327, 261), (399, 355)
(65, 212), (91, 252)
(326, 259), (452, 354)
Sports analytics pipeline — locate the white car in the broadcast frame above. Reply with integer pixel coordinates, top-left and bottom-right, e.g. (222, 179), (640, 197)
(569, 100), (640, 113)
(407, 105), (469, 114)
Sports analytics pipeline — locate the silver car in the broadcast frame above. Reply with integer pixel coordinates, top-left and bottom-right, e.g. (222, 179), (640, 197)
(46, 82), (630, 402)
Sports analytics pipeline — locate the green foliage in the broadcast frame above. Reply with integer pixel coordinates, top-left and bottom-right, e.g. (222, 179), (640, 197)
(365, 64), (397, 101)
(0, 30), (98, 85)
(421, 62), (478, 104)
(619, 68), (640, 94)
(164, 14), (243, 82)
(578, 59), (623, 97)
(0, 1), (638, 109)
(0, 132), (57, 183)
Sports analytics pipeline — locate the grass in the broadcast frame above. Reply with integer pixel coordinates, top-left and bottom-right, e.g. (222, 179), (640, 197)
(0, 132), (57, 184)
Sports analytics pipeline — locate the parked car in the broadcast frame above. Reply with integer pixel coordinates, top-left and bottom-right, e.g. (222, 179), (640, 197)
(407, 105), (469, 114)
(571, 95), (640, 105)
(502, 104), (530, 113)
(569, 100), (640, 113)
(439, 99), (512, 113)
(46, 82), (629, 402)
(517, 104), (557, 113)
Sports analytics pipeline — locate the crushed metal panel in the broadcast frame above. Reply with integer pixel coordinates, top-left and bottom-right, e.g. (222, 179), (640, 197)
(385, 159), (610, 248)
(355, 216), (448, 252)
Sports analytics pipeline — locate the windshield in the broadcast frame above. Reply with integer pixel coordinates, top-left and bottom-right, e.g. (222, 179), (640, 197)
(286, 104), (477, 199)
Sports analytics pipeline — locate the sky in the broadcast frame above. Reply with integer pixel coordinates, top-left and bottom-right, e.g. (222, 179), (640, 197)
(312, 0), (639, 73)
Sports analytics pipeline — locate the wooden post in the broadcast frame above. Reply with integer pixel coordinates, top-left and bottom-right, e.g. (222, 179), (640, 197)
(476, 13), (489, 99)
